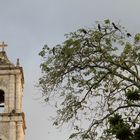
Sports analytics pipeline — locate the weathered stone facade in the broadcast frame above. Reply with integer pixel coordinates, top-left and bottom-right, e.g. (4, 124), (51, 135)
(0, 44), (26, 140)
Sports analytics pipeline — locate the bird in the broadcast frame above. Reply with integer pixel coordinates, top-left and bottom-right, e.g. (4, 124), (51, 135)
(98, 24), (101, 31)
(127, 33), (132, 37)
(112, 22), (121, 31)
(104, 28), (107, 33)
(132, 122), (136, 127)
(128, 117), (131, 122)
(52, 47), (55, 55)
(81, 29), (87, 34)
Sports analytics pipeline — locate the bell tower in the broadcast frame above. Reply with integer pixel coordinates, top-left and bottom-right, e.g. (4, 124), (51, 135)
(0, 42), (26, 140)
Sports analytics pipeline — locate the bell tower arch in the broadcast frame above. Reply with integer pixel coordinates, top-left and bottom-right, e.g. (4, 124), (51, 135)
(0, 42), (26, 140)
(0, 89), (5, 112)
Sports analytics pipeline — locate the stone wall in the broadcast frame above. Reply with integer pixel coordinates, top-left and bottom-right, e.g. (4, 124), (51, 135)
(0, 122), (9, 139)
(0, 68), (25, 140)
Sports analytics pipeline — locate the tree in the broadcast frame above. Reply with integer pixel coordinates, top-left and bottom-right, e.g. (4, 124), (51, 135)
(38, 20), (140, 140)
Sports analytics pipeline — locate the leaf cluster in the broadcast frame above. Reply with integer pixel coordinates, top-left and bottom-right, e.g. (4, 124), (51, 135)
(125, 88), (140, 101)
(108, 114), (132, 140)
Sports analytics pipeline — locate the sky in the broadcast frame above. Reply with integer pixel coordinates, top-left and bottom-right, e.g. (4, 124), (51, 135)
(0, 0), (140, 140)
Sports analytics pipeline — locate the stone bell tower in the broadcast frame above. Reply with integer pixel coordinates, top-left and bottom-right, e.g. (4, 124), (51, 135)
(0, 42), (26, 140)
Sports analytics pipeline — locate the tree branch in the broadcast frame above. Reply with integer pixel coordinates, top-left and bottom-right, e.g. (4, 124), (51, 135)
(86, 104), (140, 134)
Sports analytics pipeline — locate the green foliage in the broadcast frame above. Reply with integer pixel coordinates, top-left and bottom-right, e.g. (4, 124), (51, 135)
(125, 88), (140, 101)
(134, 33), (140, 44)
(39, 20), (140, 140)
(115, 124), (132, 140)
(104, 19), (110, 24)
(109, 114), (123, 126)
(132, 126), (140, 140)
(108, 114), (132, 140)
(124, 42), (132, 54)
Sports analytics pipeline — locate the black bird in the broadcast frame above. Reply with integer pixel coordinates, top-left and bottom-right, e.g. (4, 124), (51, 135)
(52, 47), (55, 55)
(104, 28), (107, 33)
(127, 33), (132, 37)
(132, 122), (136, 127)
(81, 29), (87, 34)
(98, 24), (101, 31)
(128, 117), (131, 122)
(112, 22), (120, 31)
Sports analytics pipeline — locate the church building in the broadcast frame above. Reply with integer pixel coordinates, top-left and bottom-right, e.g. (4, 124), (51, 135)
(0, 42), (26, 140)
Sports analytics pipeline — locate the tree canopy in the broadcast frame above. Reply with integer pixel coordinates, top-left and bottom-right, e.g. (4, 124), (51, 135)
(39, 20), (140, 140)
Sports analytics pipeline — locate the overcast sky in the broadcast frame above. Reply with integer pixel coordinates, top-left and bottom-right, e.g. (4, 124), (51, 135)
(0, 0), (140, 140)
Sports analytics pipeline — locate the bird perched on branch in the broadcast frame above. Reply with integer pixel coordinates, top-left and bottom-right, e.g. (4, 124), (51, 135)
(98, 24), (101, 31)
(132, 122), (136, 127)
(52, 47), (55, 55)
(112, 22), (121, 32)
(128, 117), (131, 122)
(127, 33), (132, 37)
(80, 29), (87, 34)
(104, 28), (107, 33)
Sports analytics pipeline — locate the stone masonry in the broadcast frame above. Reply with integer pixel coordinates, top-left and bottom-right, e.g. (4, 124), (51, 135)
(0, 42), (26, 140)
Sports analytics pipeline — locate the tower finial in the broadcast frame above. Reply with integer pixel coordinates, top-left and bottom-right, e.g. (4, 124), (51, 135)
(16, 58), (20, 66)
(0, 42), (7, 51)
